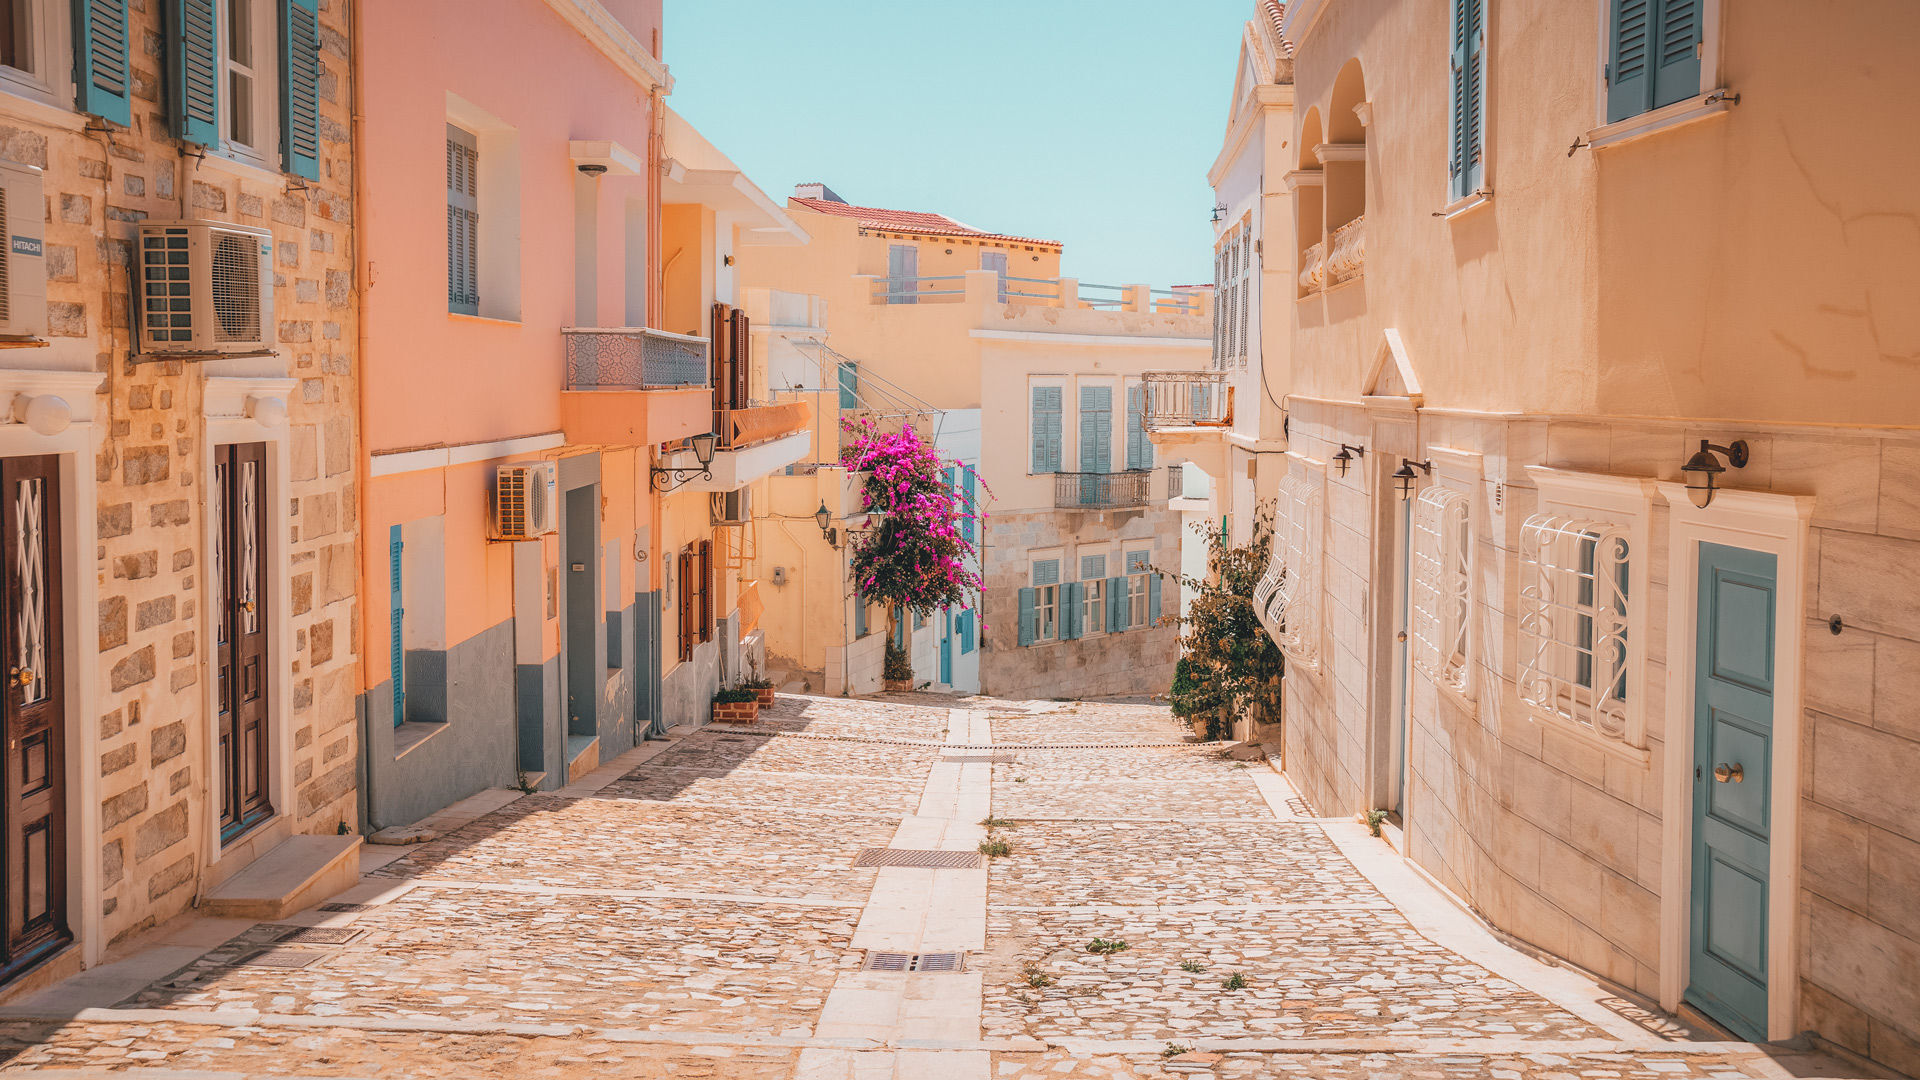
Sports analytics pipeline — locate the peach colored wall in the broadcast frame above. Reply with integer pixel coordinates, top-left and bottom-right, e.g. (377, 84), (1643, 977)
(852, 232), (1062, 284)
(1284, 0), (1920, 427)
(358, 0), (657, 455)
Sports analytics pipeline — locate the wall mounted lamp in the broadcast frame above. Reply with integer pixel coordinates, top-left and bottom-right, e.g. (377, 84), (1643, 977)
(814, 501), (840, 548)
(1331, 443), (1366, 477)
(650, 431), (718, 492)
(1210, 204), (1227, 223)
(1393, 459), (1433, 501)
(1680, 439), (1749, 509)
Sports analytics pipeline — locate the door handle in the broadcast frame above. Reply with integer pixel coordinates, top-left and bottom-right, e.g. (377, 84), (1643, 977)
(1713, 762), (1744, 784)
(9, 668), (31, 687)
(241, 600), (256, 613)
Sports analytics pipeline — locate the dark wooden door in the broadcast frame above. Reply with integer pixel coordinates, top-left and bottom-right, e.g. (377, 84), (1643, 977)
(215, 443), (271, 842)
(0, 454), (68, 975)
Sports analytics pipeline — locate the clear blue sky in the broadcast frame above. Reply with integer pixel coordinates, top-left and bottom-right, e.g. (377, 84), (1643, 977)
(662, 1), (1248, 289)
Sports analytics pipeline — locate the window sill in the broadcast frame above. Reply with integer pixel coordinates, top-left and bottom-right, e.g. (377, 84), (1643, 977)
(0, 86), (83, 131)
(193, 149), (295, 190)
(1523, 706), (1652, 766)
(1585, 90), (1736, 152)
(393, 719), (450, 759)
(1433, 676), (1478, 721)
(1438, 190), (1492, 221)
(449, 312), (524, 328)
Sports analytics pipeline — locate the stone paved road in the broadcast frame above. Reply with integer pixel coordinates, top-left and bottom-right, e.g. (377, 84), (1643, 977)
(0, 694), (1880, 1079)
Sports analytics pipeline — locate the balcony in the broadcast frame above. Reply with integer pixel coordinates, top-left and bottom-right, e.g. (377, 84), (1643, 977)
(1299, 216), (1365, 294)
(1054, 469), (1152, 510)
(659, 401), (815, 492)
(564, 327), (709, 389)
(1141, 371), (1232, 432)
(560, 327), (712, 448)
(863, 270), (1211, 318)
(720, 401), (812, 450)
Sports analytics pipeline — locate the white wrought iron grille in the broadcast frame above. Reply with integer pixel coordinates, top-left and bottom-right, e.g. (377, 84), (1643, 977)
(13, 477), (46, 704)
(1254, 468), (1322, 669)
(1517, 514), (1634, 744)
(1410, 486), (1472, 696)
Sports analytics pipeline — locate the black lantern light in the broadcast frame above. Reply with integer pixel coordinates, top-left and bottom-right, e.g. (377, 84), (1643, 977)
(814, 500), (839, 548)
(1680, 439), (1749, 509)
(1393, 459), (1432, 501)
(1331, 443), (1366, 478)
(650, 431), (719, 492)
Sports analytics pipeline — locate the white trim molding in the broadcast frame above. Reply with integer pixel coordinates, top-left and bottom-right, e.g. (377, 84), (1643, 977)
(1585, 90), (1736, 152)
(369, 431), (566, 478)
(540, 0), (670, 91)
(1653, 483), (1812, 1044)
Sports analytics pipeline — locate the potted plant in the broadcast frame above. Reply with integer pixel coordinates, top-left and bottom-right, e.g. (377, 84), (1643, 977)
(882, 641), (913, 693)
(711, 686), (760, 724)
(742, 658), (776, 707)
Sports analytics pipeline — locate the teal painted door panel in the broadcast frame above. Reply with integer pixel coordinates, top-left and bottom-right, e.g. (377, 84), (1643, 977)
(1687, 541), (1775, 1041)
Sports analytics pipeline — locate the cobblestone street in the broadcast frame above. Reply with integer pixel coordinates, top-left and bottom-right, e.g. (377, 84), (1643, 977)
(0, 695), (1882, 1078)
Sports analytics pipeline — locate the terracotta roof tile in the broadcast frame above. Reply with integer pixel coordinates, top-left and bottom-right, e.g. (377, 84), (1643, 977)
(790, 197), (1061, 248)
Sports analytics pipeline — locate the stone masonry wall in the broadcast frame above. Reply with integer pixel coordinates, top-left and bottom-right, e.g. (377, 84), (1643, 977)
(981, 506), (1181, 701)
(8, 0), (361, 947)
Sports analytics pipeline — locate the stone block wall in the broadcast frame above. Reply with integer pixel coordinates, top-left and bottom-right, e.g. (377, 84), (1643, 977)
(1276, 400), (1920, 1071)
(980, 506), (1180, 701)
(17, 0), (361, 948)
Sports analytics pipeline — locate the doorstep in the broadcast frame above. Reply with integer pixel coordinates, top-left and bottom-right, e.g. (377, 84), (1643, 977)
(201, 834), (362, 921)
(565, 734), (600, 780)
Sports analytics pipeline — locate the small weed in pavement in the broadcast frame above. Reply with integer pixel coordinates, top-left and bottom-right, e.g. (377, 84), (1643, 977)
(979, 838), (1012, 858)
(1221, 972), (1249, 991)
(1162, 1043), (1192, 1059)
(980, 816), (1019, 828)
(1180, 959), (1205, 973)
(1021, 962), (1053, 988)
(1086, 937), (1130, 957)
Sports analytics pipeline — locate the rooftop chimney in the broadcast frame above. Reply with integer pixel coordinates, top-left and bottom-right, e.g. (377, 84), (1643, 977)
(794, 182), (846, 204)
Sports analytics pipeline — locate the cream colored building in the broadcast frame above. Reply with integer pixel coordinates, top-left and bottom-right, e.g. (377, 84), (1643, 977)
(738, 187), (1210, 698)
(1251, 0), (1920, 1068)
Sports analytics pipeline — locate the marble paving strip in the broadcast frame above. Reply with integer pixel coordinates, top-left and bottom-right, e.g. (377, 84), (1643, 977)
(398, 878), (867, 908)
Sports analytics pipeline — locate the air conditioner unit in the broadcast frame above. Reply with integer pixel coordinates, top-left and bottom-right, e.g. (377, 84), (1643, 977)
(494, 461), (559, 540)
(0, 160), (45, 338)
(712, 488), (751, 526)
(136, 220), (274, 354)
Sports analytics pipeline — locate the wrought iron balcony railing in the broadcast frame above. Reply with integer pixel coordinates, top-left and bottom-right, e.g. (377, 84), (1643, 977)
(1054, 469), (1152, 510)
(563, 327), (710, 389)
(1141, 370), (1231, 431)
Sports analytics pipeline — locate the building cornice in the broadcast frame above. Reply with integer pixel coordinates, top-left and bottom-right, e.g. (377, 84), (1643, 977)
(1209, 83), (1295, 188)
(541, 0), (671, 93)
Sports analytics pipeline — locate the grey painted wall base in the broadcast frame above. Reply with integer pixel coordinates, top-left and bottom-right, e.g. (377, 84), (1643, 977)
(663, 639), (720, 729)
(360, 617), (518, 829)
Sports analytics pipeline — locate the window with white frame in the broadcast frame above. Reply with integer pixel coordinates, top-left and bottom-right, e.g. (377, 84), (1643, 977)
(1515, 468), (1652, 751)
(1031, 558), (1059, 643)
(447, 123), (480, 315)
(1125, 549), (1151, 626)
(0, 0), (61, 106)
(1254, 454), (1325, 671)
(1080, 551), (1107, 636)
(1410, 484), (1473, 697)
(219, 0), (278, 164)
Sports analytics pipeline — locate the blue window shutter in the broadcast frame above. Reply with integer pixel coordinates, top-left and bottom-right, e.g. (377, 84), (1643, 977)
(1031, 387), (1062, 473)
(1017, 588), (1037, 646)
(279, 0), (322, 179)
(389, 525), (405, 726)
(1450, 0), (1485, 198)
(855, 594), (867, 638)
(959, 611), (974, 654)
(1061, 582), (1082, 640)
(1126, 384), (1153, 470)
(1606, 0), (1654, 122)
(838, 362), (859, 410)
(72, 0), (133, 126)
(961, 466), (976, 541)
(1081, 553), (1106, 580)
(1107, 576), (1128, 632)
(1650, 0), (1701, 110)
(167, 0), (220, 147)
(1148, 573), (1163, 625)
(1079, 386), (1112, 473)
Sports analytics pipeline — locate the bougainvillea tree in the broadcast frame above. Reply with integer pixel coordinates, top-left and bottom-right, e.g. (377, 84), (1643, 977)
(840, 418), (986, 678)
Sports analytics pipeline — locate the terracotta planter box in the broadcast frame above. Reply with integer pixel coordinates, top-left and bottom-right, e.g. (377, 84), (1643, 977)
(752, 687), (776, 707)
(883, 678), (912, 693)
(711, 700), (759, 724)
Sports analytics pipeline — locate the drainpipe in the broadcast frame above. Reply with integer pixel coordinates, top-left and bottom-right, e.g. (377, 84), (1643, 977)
(348, 0), (377, 831)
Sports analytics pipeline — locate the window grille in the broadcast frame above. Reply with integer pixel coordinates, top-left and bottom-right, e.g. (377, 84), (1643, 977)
(1254, 463), (1323, 670)
(1410, 485), (1473, 697)
(1517, 514), (1634, 744)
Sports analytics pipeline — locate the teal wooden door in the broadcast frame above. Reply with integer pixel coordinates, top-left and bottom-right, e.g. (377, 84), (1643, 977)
(940, 609), (953, 685)
(1688, 542), (1776, 1041)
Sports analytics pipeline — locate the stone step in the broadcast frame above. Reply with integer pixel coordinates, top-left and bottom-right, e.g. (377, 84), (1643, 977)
(565, 734), (600, 780)
(202, 834), (362, 921)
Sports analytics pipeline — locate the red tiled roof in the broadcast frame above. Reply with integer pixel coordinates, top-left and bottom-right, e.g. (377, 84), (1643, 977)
(790, 197), (1061, 248)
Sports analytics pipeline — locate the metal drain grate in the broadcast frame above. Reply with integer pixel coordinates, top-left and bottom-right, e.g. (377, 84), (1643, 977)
(232, 948), (328, 970)
(864, 951), (965, 972)
(1285, 797), (1311, 817)
(854, 848), (984, 870)
(318, 902), (375, 912)
(272, 926), (363, 945)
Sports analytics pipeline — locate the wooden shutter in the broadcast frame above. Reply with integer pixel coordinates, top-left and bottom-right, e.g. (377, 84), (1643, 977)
(1450, 0), (1485, 198)
(279, 0), (322, 179)
(697, 540), (713, 643)
(447, 125), (479, 314)
(1148, 573), (1163, 625)
(72, 0), (133, 126)
(389, 525), (405, 726)
(1078, 386), (1111, 473)
(1017, 588), (1036, 647)
(1650, 0), (1701, 111)
(710, 302), (729, 433)
(1606, 0), (1654, 122)
(676, 550), (694, 661)
(166, 0), (219, 147)
(837, 362), (858, 410)
(887, 244), (917, 304)
(1031, 386), (1062, 474)
(1107, 576), (1128, 632)
(730, 310), (750, 410)
(1061, 582), (1083, 640)
(854, 593), (867, 638)
(1126, 384), (1152, 470)
(961, 467), (975, 541)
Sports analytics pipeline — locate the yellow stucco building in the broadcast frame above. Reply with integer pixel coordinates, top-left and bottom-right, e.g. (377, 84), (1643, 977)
(1239, 0), (1920, 1069)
